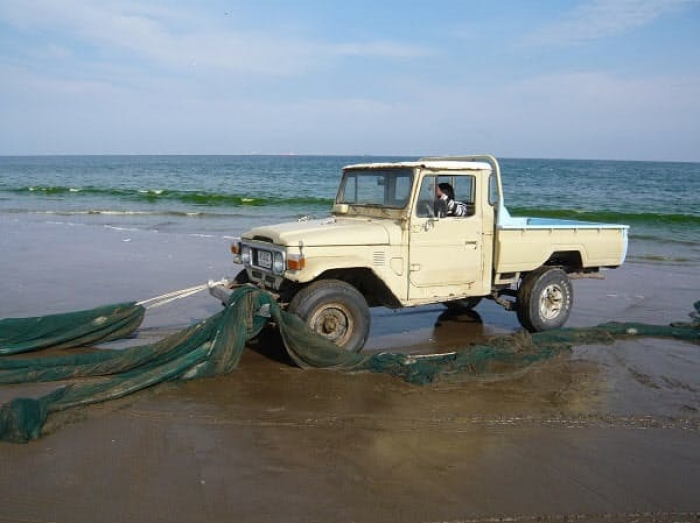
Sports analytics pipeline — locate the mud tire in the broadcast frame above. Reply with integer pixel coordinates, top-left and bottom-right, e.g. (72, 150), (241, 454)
(288, 279), (370, 353)
(516, 268), (573, 332)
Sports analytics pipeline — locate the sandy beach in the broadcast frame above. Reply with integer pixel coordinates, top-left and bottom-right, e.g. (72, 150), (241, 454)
(1, 218), (699, 523)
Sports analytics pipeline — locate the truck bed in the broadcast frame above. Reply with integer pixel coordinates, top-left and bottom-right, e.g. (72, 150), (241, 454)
(493, 210), (629, 274)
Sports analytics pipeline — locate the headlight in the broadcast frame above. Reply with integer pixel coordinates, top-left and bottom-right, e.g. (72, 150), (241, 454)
(272, 251), (285, 275)
(241, 246), (252, 265)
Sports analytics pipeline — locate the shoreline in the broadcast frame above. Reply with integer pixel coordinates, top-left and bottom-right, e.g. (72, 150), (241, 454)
(1, 217), (700, 522)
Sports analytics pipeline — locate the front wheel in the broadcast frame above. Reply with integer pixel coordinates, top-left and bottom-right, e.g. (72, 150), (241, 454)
(287, 279), (371, 353)
(516, 268), (573, 332)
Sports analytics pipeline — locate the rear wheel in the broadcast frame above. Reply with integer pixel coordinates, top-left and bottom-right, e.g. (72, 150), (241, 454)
(288, 279), (371, 353)
(516, 268), (573, 332)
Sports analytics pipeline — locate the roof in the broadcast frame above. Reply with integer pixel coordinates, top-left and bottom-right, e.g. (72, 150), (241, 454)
(342, 160), (492, 171)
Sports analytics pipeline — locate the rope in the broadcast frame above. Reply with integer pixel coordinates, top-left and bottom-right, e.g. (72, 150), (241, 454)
(137, 279), (227, 309)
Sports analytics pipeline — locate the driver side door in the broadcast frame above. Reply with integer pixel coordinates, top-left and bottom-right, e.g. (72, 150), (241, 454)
(408, 173), (483, 301)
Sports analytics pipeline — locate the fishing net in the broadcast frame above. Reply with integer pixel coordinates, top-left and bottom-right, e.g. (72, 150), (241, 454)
(1, 286), (698, 443)
(0, 302), (145, 355)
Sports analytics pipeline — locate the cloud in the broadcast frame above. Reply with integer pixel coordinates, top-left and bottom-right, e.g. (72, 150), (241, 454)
(523, 0), (699, 46)
(2, 1), (698, 160)
(2, 64), (700, 159)
(0, 0), (432, 77)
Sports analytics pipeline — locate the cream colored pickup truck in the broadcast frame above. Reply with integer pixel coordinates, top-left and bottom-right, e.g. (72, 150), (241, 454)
(224, 155), (629, 352)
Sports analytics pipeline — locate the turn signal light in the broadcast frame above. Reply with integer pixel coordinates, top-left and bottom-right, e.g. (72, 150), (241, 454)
(287, 255), (306, 270)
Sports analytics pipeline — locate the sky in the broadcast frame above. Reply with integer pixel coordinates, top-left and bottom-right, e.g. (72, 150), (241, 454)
(1, 0), (699, 161)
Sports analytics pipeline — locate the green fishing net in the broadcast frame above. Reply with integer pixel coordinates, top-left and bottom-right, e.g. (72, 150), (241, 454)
(0, 302), (145, 355)
(1, 287), (698, 443)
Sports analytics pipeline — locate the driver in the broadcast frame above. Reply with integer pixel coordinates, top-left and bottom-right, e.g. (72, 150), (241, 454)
(435, 182), (467, 217)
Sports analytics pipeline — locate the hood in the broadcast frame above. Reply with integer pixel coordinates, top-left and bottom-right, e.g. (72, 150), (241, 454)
(242, 217), (392, 247)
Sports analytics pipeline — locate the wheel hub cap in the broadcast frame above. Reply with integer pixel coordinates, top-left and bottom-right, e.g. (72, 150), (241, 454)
(310, 306), (351, 344)
(539, 284), (563, 320)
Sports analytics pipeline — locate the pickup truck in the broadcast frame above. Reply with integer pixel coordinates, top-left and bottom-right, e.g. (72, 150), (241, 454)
(224, 155), (629, 352)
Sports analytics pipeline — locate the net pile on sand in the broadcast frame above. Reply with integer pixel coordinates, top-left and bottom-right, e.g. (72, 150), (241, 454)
(1, 286), (698, 443)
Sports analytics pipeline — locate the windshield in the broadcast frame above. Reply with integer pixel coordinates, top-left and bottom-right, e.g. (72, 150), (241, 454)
(337, 168), (414, 208)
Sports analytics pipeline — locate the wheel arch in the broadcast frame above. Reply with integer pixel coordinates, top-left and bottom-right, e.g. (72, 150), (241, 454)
(282, 267), (400, 308)
(543, 250), (584, 272)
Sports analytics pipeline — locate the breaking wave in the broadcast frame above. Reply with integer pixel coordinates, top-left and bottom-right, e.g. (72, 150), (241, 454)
(7, 185), (333, 207)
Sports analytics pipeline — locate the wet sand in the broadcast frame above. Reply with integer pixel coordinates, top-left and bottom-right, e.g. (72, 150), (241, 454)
(1, 219), (700, 522)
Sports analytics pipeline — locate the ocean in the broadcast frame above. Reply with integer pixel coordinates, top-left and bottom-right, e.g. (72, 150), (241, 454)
(1, 155), (699, 265)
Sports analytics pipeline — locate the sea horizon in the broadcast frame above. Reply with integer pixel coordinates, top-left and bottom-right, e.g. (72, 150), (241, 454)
(2, 152), (699, 165)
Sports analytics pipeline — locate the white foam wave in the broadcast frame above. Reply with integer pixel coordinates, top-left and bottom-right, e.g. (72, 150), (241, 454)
(103, 225), (142, 232)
